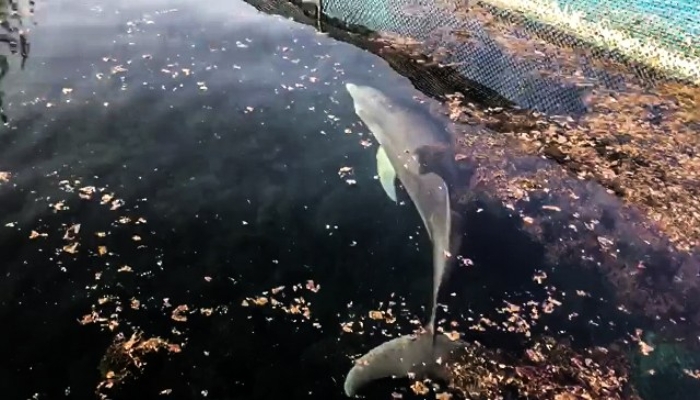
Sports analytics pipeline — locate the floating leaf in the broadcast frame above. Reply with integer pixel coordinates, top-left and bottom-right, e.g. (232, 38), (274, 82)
(63, 242), (79, 254)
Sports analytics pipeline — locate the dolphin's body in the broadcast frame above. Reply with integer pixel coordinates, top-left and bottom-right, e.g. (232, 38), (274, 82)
(343, 83), (465, 396)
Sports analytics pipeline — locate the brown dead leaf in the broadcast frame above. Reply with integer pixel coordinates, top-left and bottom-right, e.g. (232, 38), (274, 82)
(110, 199), (125, 210)
(639, 340), (654, 356)
(63, 224), (81, 241)
(171, 305), (189, 322)
(436, 392), (452, 400)
(542, 297), (563, 314)
(683, 369), (700, 379)
(369, 310), (385, 320)
(252, 297), (269, 306)
(29, 230), (47, 239)
(541, 205), (561, 212)
(341, 322), (354, 333)
(78, 186), (96, 199)
(410, 380), (429, 395)
(80, 312), (97, 325)
(63, 242), (79, 254)
(271, 285), (285, 294)
(338, 166), (354, 178)
(101, 193), (114, 204)
(305, 280), (320, 293)
(533, 270), (548, 284)
(167, 344), (182, 353)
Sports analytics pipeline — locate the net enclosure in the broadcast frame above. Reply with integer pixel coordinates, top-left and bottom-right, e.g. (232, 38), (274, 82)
(315, 0), (699, 114)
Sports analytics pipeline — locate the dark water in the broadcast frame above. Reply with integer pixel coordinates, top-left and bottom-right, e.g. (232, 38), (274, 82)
(0, 1), (457, 398)
(0, 0), (697, 399)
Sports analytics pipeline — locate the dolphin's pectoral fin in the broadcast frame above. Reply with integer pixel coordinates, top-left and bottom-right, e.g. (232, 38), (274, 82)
(344, 333), (467, 397)
(376, 145), (398, 203)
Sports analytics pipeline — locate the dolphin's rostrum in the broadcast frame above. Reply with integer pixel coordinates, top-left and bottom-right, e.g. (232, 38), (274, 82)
(343, 83), (465, 396)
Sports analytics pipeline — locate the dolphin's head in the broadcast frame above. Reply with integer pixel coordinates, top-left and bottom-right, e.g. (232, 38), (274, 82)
(345, 82), (389, 103)
(345, 83), (397, 143)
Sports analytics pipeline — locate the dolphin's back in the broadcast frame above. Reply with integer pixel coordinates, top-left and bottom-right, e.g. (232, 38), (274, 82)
(398, 169), (453, 324)
(379, 102), (450, 158)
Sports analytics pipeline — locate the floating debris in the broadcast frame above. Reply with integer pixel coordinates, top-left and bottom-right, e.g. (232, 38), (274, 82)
(97, 331), (181, 396)
(63, 224), (81, 241)
(51, 200), (67, 212)
(409, 380), (429, 395)
(171, 305), (189, 322)
(118, 265), (133, 273)
(29, 230), (47, 239)
(62, 242), (79, 254)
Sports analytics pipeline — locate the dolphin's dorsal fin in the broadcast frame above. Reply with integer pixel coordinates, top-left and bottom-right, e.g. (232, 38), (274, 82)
(414, 144), (458, 186)
(376, 145), (398, 203)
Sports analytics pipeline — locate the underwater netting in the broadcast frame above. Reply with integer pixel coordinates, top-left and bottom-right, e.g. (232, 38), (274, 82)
(333, 0), (700, 113)
(316, 0), (700, 116)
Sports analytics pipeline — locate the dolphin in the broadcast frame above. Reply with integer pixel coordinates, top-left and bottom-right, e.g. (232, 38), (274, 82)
(343, 83), (466, 396)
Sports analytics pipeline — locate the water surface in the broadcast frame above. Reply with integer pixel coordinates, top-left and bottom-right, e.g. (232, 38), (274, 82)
(0, 0), (697, 399)
(0, 0), (443, 398)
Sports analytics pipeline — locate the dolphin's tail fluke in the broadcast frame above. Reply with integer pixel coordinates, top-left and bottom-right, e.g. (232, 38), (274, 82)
(343, 332), (467, 397)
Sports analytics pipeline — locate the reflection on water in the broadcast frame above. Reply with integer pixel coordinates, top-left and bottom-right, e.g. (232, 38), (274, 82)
(0, 0), (32, 122)
(0, 0), (699, 399)
(0, 0), (446, 398)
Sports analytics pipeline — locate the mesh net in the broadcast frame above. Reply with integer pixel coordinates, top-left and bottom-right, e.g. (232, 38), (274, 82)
(318, 0), (699, 115)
